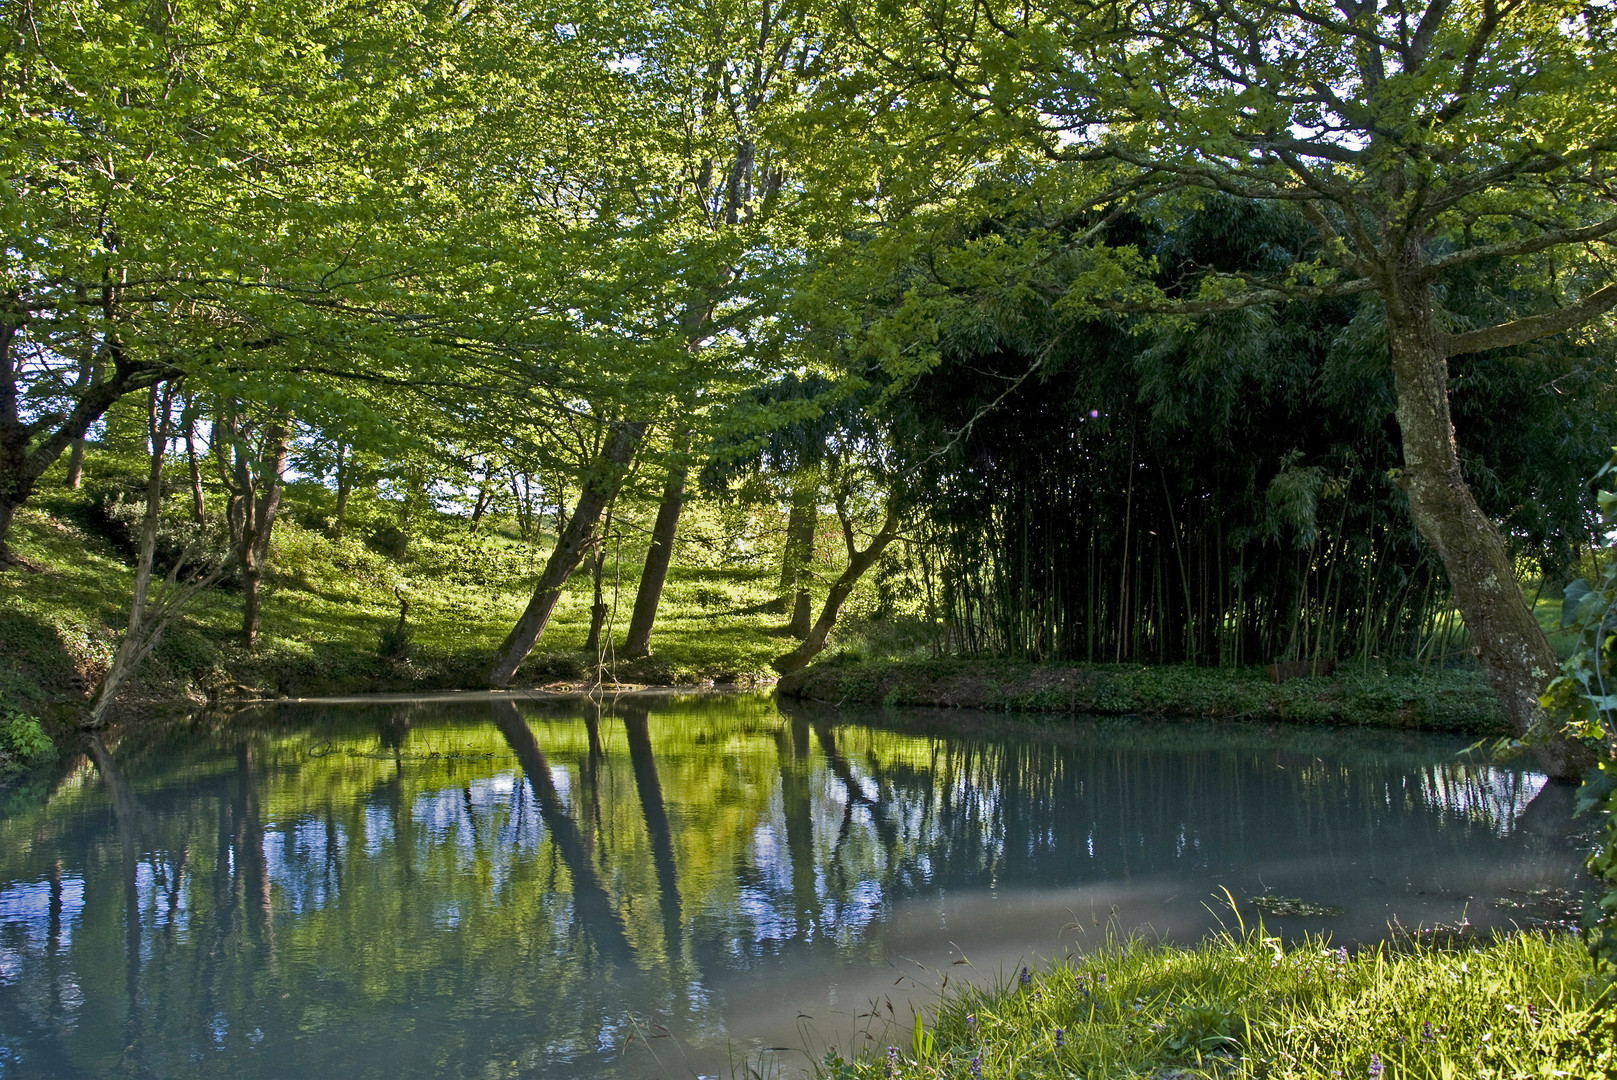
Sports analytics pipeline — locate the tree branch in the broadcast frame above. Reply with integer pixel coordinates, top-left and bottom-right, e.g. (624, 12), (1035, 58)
(1424, 214), (1617, 276)
(1441, 281), (1617, 357)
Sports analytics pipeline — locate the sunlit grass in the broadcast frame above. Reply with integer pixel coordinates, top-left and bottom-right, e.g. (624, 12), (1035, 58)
(824, 928), (1612, 1080)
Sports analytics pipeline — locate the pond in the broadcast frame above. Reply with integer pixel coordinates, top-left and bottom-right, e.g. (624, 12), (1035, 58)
(0, 693), (1586, 1079)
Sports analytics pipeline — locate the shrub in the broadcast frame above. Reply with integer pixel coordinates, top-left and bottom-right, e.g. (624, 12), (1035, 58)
(0, 708), (56, 778)
(1540, 457), (1617, 981)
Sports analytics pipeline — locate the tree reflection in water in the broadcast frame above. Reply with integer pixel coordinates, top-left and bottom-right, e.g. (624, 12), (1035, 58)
(0, 695), (1583, 1079)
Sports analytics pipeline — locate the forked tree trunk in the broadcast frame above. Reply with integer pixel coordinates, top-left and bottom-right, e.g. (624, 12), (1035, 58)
(489, 420), (647, 687)
(221, 415), (288, 650)
(1386, 265), (1590, 778)
(773, 504), (902, 676)
(623, 443), (688, 658)
(88, 389), (172, 725)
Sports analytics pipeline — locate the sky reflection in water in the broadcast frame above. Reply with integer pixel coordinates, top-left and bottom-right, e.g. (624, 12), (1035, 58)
(0, 695), (1585, 1079)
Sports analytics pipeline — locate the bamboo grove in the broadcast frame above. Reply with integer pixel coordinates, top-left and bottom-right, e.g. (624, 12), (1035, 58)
(892, 199), (1615, 668)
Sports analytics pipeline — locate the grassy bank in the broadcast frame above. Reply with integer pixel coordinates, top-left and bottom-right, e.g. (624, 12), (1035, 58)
(0, 457), (805, 746)
(1, 445), (1555, 764)
(777, 657), (1508, 735)
(824, 930), (1613, 1080)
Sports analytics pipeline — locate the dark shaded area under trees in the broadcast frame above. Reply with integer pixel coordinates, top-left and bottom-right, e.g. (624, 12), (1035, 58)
(892, 198), (1612, 669)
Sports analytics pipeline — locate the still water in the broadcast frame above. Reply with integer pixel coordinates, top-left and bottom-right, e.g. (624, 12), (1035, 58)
(0, 693), (1585, 1079)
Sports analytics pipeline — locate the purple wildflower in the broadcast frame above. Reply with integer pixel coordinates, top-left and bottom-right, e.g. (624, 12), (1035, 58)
(886, 1046), (898, 1077)
(1336, 946), (1348, 964)
(1054, 1028), (1065, 1048)
(1421, 1021), (1437, 1045)
(1368, 1052), (1383, 1079)
(1019, 966), (1030, 988)
(969, 1055), (983, 1079)
(965, 1012), (977, 1032)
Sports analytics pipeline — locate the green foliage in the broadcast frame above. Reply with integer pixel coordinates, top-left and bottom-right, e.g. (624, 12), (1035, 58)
(830, 931), (1612, 1079)
(888, 196), (1611, 668)
(1540, 454), (1617, 981)
(0, 708), (55, 778)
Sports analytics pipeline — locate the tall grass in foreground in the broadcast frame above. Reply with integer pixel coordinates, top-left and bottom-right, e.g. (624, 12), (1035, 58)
(823, 929), (1613, 1079)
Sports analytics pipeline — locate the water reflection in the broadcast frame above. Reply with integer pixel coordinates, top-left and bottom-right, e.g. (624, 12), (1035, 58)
(0, 695), (1583, 1079)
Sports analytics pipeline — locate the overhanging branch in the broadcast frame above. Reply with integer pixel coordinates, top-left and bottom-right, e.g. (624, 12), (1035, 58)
(1441, 282), (1617, 357)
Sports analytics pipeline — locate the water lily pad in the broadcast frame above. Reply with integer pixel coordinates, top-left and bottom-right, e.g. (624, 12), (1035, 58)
(1248, 894), (1344, 917)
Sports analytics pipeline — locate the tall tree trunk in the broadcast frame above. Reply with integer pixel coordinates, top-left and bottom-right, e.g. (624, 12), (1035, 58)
(488, 420), (647, 687)
(585, 504), (614, 656)
(184, 422), (206, 524)
(65, 440), (85, 490)
(63, 324), (97, 492)
(223, 417), (288, 651)
(781, 482), (818, 639)
(331, 441), (352, 539)
(773, 503), (902, 676)
(1386, 264), (1590, 778)
(623, 441), (688, 658)
(468, 463), (496, 533)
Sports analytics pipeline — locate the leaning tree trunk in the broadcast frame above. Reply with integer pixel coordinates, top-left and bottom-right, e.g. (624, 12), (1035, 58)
(488, 420), (647, 687)
(0, 319), (142, 561)
(1386, 269), (1590, 778)
(87, 387), (223, 726)
(773, 504), (902, 676)
(623, 444), (688, 658)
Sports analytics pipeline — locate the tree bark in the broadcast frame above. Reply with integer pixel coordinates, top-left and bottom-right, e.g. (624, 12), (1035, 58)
(1385, 262), (1591, 778)
(65, 440), (85, 490)
(0, 317), (149, 561)
(184, 422), (206, 524)
(780, 481), (818, 639)
(773, 503), (902, 675)
(623, 441), (688, 658)
(331, 441), (352, 539)
(88, 389), (172, 726)
(488, 420), (647, 687)
(584, 504), (614, 655)
(222, 416), (288, 650)
(87, 387), (223, 726)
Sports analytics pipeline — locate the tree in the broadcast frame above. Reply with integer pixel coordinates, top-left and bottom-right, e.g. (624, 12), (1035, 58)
(851, 0), (1617, 775)
(86, 384), (223, 725)
(0, 0), (533, 562)
(482, 0), (864, 685)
